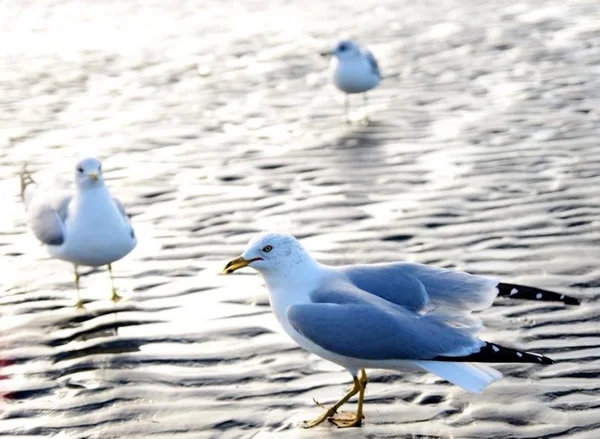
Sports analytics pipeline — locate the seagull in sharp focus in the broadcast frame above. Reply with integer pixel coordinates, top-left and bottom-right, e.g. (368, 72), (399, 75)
(224, 232), (579, 428)
(322, 39), (381, 124)
(20, 157), (137, 308)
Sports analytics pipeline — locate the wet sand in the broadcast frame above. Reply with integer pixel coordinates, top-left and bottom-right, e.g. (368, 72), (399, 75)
(1, 0), (599, 437)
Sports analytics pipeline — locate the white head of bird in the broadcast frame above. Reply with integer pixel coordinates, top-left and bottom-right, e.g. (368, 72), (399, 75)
(329, 39), (362, 60)
(75, 157), (104, 189)
(223, 232), (321, 289)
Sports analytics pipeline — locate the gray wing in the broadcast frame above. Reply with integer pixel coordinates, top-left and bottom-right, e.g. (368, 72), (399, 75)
(287, 280), (481, 361)
(340, 264), (428, 311)
(113, 197), (130, 220)
(363, 49), (380, 77)
(27, 191), (72, 246)
(113, 197), (135, 238)
(340, 262), (498, 312)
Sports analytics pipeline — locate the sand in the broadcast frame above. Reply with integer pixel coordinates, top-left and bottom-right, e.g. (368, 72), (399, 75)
(1, 0), (599, 437)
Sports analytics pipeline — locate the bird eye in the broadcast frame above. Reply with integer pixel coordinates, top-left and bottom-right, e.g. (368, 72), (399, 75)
(77, 167), (84, 173)
(338, 43), (347, 52)
(262, 245), (273, 253)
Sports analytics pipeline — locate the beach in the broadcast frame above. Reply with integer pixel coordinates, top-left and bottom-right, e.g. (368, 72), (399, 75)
(1, 0), (599, 437)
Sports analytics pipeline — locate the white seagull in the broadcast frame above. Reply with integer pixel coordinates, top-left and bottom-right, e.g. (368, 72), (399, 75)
(224, 232), (578, 428)
(322, 39), (381, 123)
(20, 157), (137, 308)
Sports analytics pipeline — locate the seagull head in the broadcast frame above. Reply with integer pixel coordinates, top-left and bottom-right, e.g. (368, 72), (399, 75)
(223, 232), (317, 277)
(75, 157), (104, 188)
(322, 39), (361, 60)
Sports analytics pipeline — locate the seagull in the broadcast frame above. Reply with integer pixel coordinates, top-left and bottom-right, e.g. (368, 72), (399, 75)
(321, 39), (381, 123)
(20, 157), (137, 308)
(224, 232), (579, 428)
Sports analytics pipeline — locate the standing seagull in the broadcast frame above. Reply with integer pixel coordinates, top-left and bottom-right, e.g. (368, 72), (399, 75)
(322, 39), (381, 123)
(224, 232), (579, 428)
(20, 157), (137, 308)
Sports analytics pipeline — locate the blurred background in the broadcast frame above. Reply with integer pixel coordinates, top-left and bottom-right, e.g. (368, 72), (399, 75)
(1, 0), (599, 437)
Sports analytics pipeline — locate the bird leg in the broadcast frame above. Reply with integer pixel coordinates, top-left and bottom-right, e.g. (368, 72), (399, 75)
(107, 264), (121, 302)
(302, 373), (362, 428)
(74, 265), (84, 309)
(362, 93), (371, 125)
(345, 95), (351, 124)
(329, 369), (367, 428)
(360, 368), (367, 388)
(312, 397), (355, 419)
(314, 370), (368, 419)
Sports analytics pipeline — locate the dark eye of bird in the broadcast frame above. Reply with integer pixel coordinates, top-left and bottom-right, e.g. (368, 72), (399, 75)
(338, 43), (347, 51)
(77, 167), (84, 173)
(262, 245), (273, 253)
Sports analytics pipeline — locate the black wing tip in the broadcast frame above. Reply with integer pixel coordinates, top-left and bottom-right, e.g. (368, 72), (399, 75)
(563, 296), (581, 306)
(527, 352), (554, 365)
(47, 237), (65, 246)
(433, 342), (556, 365)
(540, 355), (555, 365)
(497, 282), (580, 306)
(484, 342), (556, 365)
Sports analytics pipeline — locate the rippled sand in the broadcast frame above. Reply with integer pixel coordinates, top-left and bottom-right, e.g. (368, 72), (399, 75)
(1, 0), (599, 437)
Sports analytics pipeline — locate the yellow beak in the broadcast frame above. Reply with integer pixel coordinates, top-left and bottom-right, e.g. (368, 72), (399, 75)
(88, 171), (98, 181)
(223, 255), (253, 274)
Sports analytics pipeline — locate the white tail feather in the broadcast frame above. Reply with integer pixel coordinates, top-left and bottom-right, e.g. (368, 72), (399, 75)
(413, 360), (503, 393)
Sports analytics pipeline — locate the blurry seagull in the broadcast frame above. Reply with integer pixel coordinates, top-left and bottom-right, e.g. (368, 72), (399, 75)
(322, 39), (381, 123)
(224, 232), (579, 428)
(20, 157), (137, 308)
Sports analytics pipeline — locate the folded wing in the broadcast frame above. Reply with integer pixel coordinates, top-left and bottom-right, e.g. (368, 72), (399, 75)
(287, 280), (483, 361)
(340, 262), (498, 313)
(288, 302), (482, 361)
(27, 191), (72, 246)
(113, 197), (135, 238)
(340, 262), (580, 310)
(362, 49), (381, 78)
(289, 279), (555, 365)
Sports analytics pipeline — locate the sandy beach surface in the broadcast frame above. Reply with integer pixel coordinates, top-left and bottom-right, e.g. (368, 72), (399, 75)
(1, 0), (599, 437)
